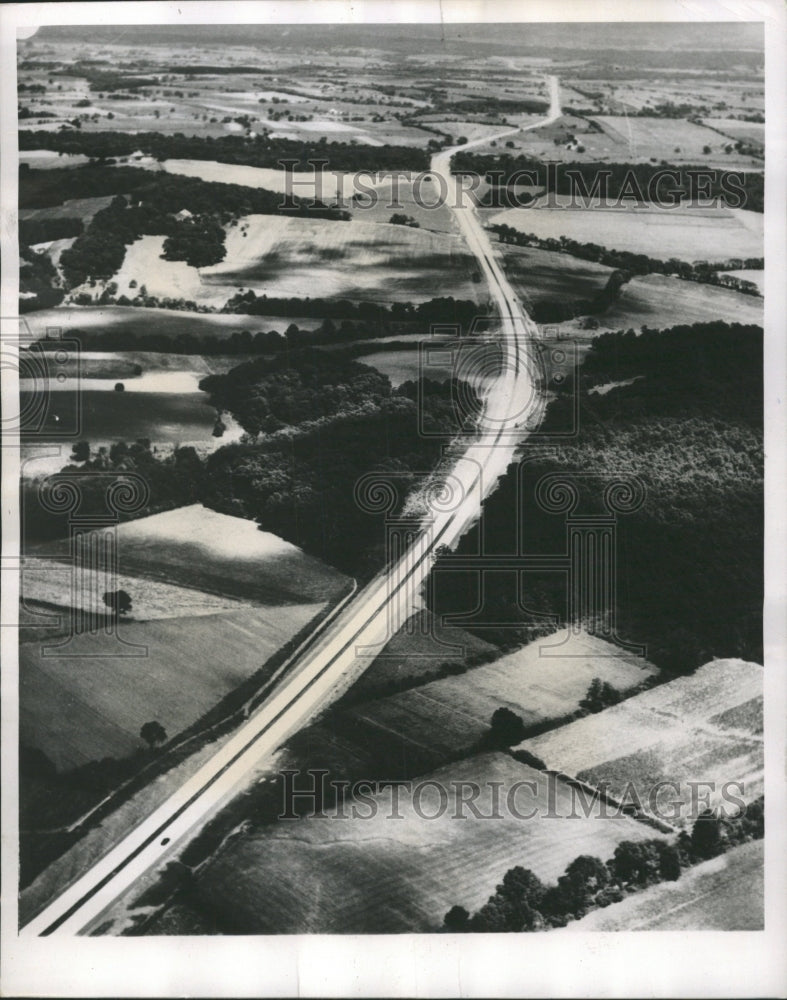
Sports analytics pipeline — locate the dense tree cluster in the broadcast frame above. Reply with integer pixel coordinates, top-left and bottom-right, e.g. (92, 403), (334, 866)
(22, 438), (206, 545)
(19, 127), (430, 173)
(445, 796), (764, 932)
(19, 216), (84, 245)
(19, 244), (65, 312)
(429, 321), (763, 671)
(39, 171), (345, 288)
(199, 348), (392, 434)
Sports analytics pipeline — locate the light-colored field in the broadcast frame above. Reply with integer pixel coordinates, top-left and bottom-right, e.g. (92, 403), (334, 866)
(566, 839), (763, 931)
(21, 505), (348, 770)
(194, 752), (663, 933)
(127, 159), (459, 233)
(35, 504), (348, 605)
(592, 115), (750, 163)
(488, 202), (763, 263)
(349, 632), (658, 758)
(198, 214), (481, 304)
(22, 558), (258, 623)
(520, 659), (763, 825)
(702, 118), (765, 147)
(596, 273), (763, 330)
(20, 602), (324, 771)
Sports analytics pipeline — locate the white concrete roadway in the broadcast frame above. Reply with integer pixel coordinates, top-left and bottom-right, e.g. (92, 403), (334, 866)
(22, 77), (561, 937)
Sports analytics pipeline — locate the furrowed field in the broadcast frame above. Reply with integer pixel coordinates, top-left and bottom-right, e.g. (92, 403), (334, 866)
(180, 753), (664, 934)
(520, 659), (763, 825)
(566, 839), (763, 931)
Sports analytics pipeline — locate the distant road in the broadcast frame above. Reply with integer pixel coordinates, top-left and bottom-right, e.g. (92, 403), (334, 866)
(22, 77), (562, 937)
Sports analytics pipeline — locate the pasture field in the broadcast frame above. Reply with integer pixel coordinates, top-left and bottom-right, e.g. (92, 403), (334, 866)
(566, 839), (763, 931)
(20, 602), (324, 771)
(595, 273), (763, 330)
(702, 117), (765, 147)
(19, 195), (116, 226)
(36, 504), (348, 605)
(348, 609), (498, 699)
(191, 753), (663, 933)
(487, 202), (763, 263)
(348, 632), (658, 758)
(19, 306), (318, 345)
(197, 215), (482, 304)
(520, 659), (763, 825)
(497, 244), (614, 307)
(591, 115), (755, 165)
(21, 505), (348, 770)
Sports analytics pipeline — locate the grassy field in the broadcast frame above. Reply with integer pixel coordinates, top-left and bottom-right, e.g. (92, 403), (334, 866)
(198, 215), (482, 304)
(597, 273), (763, 329)
(347, 632), (658, 759)
(138, 159), (459, 233)
(190, 752), (663, 933)
(36, 504), (348, 605)
(487, 202), (763, 263)
(497, 244), (614, 307)
(348, 609), (498, 699)
(20, 602), (325, 771)
(521, 659), (763, 825)
(21, 505), (348, 771)
(702, 117), (765, 148)
(19, 195), (115, 225)
(20, 306), (317, 345)
(566, 839), (763, 931)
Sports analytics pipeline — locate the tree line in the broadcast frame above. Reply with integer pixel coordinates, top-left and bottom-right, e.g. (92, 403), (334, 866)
(491, 223), (763, 296)
(453, 151), (764, 213)
(443, 796), (764, 932)
(19, 127), (430, 173)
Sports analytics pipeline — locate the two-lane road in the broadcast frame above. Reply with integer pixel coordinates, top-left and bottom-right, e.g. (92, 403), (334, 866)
(22, 77), (561, 937)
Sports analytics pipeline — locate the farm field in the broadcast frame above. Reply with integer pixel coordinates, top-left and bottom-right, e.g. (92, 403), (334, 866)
(591, 115), (758, 166)
(487, 201), (763, 263)
(596, 273), (763, 330)
(566, 839), (763, 931)
(35, 504), (349, 605)
(198, 215), (482, 304)
(21, 505), (348, 770)
(702, 117), (765, 147)
(520, 658), (763, 825)
(20, 602), (324, 771)
(496, 244), (614, 307)
(724, 268), (765, 294)
(139, 158), (459, 232)
(188, 753), (663, 933)
(19, 195), (116, 225)
(19, 306), (317, 345)
(347, 609), (498, 699)
(347, 632), (658, 759)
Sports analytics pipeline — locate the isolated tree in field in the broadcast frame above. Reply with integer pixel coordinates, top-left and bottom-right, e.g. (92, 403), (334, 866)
(580, 677), (621, 713)
(70, 440), (90, 463)
(102, 589), (132, 616)
(443, 905), (470, 932)
(489, 706), (527, 746)
(140, 721), (167, 747)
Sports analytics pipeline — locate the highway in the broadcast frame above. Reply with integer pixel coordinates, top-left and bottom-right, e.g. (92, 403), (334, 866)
(22, 77), (561, 937)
